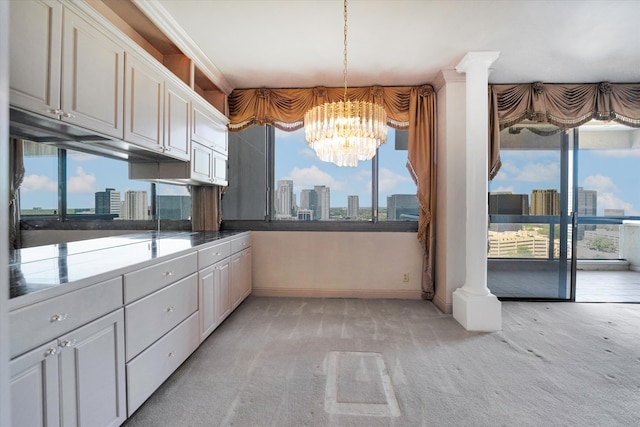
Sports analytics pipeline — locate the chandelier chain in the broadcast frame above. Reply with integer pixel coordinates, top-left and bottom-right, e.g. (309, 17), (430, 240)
(343, 0), (348, 102)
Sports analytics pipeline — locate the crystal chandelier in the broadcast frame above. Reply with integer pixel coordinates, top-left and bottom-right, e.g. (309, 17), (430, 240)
(304, 0), (387, 167)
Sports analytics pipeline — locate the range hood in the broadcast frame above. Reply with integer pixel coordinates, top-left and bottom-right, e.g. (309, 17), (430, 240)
(9, 108), (174, 163)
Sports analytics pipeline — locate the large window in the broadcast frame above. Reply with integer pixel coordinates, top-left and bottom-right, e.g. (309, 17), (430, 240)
(223, 125), (418, 229)
(20, 140), (191, 223)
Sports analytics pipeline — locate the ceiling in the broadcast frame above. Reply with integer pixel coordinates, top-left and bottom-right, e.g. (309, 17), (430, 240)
(139, 0), (640, 92)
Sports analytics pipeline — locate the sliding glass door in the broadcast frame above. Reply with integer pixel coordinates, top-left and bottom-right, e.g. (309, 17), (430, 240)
(487, 124), (575, 300)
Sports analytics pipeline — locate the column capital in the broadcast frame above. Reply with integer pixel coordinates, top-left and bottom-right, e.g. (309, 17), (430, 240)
(455, 51), (500, 74)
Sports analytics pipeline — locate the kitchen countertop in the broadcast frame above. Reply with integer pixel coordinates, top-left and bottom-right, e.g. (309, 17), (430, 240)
(9, 230), (247, 306)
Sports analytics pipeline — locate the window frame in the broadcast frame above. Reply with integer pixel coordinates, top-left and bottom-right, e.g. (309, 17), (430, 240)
(221, 125), (418, 233)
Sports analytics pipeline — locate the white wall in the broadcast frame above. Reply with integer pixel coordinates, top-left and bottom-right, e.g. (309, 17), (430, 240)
(252, 231), (423, 299)
(433, 70), (467, 314)
(1, 0), (11, 422)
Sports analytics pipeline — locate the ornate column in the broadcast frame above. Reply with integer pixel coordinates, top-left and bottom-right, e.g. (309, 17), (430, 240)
(452, 52), (502, 331)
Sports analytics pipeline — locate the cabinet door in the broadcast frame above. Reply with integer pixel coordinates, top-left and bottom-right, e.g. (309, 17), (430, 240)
(124, 53), (164, 150)
(192, 98), (228, 155)
(9, 0), (62, 116)
(164, 81), (191, 161)
(61, 8), (124, 138)
(215, 260), (232, 324)
(10, 341), (61, 427)
(213, 153), (228, 186)
(191, 141), (214, 183)
(58, 309), (126, 427)
(231, 248), (252, 309)
(198, 265), (216, 342)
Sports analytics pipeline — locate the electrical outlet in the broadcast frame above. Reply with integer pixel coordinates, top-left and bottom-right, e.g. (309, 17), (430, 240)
(402, 273), (410, 282)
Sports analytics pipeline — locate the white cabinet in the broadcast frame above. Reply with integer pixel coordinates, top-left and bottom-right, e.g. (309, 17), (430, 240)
(123, 256), (199, 415)
(198, 259), (231, 342)
(9, 0), (125, 139)
(232, 247), (252, 310)
(10, 309), (126, 427)
(124, 52), (191, 161)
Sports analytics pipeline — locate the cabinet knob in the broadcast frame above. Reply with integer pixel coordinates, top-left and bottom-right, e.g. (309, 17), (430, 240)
(50, 313), (68, 323)
(62, 112), (75, 118)
(60, 339), (76, 348)
(166, 306), (174, 313)
(48, 109), (62, 115)
(163, 270), (174, 277)
(168, 352), (175, 358)
(44, 347), (57, 357)
(215, 252), (221, 256)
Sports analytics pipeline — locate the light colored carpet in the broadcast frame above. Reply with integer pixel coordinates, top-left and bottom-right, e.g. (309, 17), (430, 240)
(123, 297), (640, 427)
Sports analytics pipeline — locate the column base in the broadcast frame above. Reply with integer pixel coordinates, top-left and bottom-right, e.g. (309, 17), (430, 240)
(452, 288), (502, 331)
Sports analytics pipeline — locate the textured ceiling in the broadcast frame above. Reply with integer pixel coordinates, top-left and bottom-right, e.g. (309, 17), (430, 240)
(148, 0), (640, 91)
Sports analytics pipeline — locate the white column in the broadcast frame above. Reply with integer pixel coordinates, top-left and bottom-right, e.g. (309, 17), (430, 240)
(452, 52), (502, 332)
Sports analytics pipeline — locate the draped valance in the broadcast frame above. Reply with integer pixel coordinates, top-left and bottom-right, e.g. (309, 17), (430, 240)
(227, 84), (437, 300)
(489, 82), (640, 179)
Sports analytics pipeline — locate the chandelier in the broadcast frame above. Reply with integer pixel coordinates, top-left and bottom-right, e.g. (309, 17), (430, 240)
(304, 0), (387, 167)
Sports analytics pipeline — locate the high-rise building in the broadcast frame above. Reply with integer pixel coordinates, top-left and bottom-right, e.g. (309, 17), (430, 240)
(604, 209), (624, 216)
(276, 180), (294, 219)
(347, 195), (359, 219)
(297, 209), (313, 221)
(489, 193), (529, 215)
(122, 190), (148, 220)
(158, 195), (191, 220)
(577, 187), (597, 239)
(530, 189), (560, 215)
(95, 188), (121, 216)
(314, 185), (330, 220)
(387, 194), (419, 220)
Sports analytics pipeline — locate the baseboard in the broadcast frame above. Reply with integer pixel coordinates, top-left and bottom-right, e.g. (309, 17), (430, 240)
(252, 287), (423, 300)
(432, 293), (452, 314)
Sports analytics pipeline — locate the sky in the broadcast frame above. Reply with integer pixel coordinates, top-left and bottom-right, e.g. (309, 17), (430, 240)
(489, 142), (640, 216)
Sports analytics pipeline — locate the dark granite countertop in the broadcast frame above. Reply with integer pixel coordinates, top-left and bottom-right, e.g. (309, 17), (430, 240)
(9, 230), (247, 302)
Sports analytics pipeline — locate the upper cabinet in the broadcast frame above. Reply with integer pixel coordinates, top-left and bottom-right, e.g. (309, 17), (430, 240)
(9, 0), (229, 170)
(10, 0), (125, 139)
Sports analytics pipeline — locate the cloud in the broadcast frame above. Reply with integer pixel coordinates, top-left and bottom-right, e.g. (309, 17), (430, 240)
(511, 162), (560, 182)
(299, 147), (318, 160)
(596, 192), (638, 216)
(582, 174), (618, 193)
(67, 167), (96, 193)
(283, 165), (345, 192)
(21, 174), (57, 193)
(378, 167), (413, 194)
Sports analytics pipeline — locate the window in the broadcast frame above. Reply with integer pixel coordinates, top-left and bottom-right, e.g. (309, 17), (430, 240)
(222, 125), (418, 230)
(20, 140), (191, 224)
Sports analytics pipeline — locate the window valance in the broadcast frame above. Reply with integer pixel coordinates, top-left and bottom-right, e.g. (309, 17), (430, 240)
(489, 82), (640, 179)
(227, 84), (437, 300)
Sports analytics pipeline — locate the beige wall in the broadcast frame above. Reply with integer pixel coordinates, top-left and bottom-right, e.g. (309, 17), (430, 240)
(251, 231), (423, 299)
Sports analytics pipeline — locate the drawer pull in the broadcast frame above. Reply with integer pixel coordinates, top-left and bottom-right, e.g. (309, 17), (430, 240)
(62, 112), (75, 118)
(50, 313), (68, 323)
(163, 270), (174, 277)
(44, 347), (57, 357)
(60, 339), (76, 348)
(48, 109), (62, 115)
(168, 352), (175, 358)
(215, 252), (221, 256)
(166, 306), (174, 313)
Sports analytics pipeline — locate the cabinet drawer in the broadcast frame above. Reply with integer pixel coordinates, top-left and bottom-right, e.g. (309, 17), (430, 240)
(198, 241), (231, 268)
(125, 273), (197, 361)
(124, 252), (197, 303)
(231, 234), (251, 254)
(126, 311), (199, 415)
(9, 276), (123, 358)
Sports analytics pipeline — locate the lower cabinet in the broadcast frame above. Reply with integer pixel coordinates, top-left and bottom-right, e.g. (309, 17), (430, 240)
(10, 309), (126, 427)
(126, 312), (200, 415)
(198, 258), (230, 342)
(231, 247), (252, 309)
